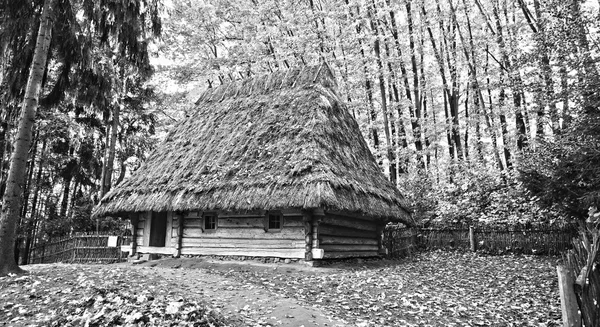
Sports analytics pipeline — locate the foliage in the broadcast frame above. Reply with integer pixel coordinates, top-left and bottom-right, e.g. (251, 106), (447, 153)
(520, 107), (600, 219)
(402, 164), (565, 226)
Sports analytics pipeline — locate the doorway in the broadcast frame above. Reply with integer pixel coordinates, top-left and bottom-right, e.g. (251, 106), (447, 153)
(149, 211), (167, 247)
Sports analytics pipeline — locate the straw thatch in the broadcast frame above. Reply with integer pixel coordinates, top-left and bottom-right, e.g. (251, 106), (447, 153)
(93, 63), (411, 223)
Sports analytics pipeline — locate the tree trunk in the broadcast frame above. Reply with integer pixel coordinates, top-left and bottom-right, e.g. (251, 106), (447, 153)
(349, 1), (380, 151)
(437, 0), (463, 160)
(421, 3), (455, 161)
(406, 0), (424, 167)
(101, 79), (124, 197)
(60, 176), (71, 218)
(0, 107), (12, 199)
(464, 82), (470, 159)
(483, 44), (504, 171)
(419, 25), (430, 170)
(461, 0), (486, 163)
(368, 0), (396, 184)
(490, 0), (513, 167)
(531, 0), (557, 138)
(15, 132), (39, 263)
(116, 156), (127, 186)
(21, 139), (46, 265)
(0, 0), (52, 276)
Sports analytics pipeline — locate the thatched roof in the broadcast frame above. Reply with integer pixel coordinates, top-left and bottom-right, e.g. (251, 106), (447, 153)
(93, 63), (412, 223)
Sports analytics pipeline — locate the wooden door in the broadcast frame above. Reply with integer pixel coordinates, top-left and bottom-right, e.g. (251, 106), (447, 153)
(149, 211), (167, 247)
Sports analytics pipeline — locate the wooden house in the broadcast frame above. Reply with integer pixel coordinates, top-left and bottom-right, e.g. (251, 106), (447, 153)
(93, 64), (412, 261)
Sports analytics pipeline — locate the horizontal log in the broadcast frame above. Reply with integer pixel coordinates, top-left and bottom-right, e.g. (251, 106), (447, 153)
(181, 243), (303, 249)
(322, 251), (380, 259)
(218, 213), (265, 218)
(184, 210), (271, 219)
(218, 217), (264, 228)
(325, 210), (382, 221)
(283, 216), (304, 227)
(184, 211), (201, 218)
(180, 247), (304, 258)
(184, 218), (203, 227)
(183, 228), (204, 238)
(319, 224), (378, 238)
(319, 244), (379, 252)
(182, 238), (304, 248)
(183, 226), (304, 239)
(281, 208), (303, 216)
(319, 236), (378, 245)
(137, 246), (176, 255)
(322, 214), (378, 231)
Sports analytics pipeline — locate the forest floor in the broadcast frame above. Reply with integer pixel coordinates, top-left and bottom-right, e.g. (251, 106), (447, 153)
(0, 251), (562, 326)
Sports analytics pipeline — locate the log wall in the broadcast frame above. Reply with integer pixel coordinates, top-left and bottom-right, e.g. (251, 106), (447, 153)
(179, 209), (305, 258)
(314, 211), (382, 259)
(133, 209), (384, 260)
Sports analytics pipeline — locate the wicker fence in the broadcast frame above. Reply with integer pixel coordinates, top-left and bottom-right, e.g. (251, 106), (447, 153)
(30, 234), (126, 264)
(383, 225), (419, 258)
(384, 223), (577, 256)
(418, 224), (577, 255)
(563, 229), (599, 326)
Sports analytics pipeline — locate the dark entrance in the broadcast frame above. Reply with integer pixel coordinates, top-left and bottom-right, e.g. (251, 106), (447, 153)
(149, 212), (167, 247)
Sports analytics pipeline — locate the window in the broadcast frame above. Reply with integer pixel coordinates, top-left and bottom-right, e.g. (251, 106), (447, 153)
(267, 211), (283, 230)
(203, 213), (218, 231)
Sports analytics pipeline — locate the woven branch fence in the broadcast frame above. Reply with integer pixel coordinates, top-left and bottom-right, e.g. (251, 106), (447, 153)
(418, 224), (577, 255)
(563, 229), (600, 327)
(30, 234), (127, 264)
(383, 225), (418, 258)
(385, 224), (577, 256)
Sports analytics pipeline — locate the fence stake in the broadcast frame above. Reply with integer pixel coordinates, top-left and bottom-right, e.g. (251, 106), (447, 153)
(469, 226), (476, 252)
(557, 265), (581, 327)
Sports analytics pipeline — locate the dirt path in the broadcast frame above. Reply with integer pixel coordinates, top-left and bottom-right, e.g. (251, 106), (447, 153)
(130, 259), (347, 326)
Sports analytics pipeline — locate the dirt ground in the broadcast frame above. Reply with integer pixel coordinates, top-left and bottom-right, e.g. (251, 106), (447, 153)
(1, 252), (562, 326)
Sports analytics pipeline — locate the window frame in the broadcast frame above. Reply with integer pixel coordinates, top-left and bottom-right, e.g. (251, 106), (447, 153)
(265, 211), (283, 232)
(202, 212), (218, 232)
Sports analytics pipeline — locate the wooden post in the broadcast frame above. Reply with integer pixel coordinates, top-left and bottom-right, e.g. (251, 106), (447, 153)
(557, 265), (581, 327)
(303, 211), (313, 261)
(469, 226), (476, 252)
(377, 225), (386, 255)
(129, 213), (139, 257)
(175, 212), (184, 258)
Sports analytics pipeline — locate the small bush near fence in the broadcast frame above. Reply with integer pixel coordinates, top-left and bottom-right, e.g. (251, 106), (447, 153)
(30, 234), (126, 264)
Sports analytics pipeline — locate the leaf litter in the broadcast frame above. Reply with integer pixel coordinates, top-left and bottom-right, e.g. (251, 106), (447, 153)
(0, 251), (562, 326)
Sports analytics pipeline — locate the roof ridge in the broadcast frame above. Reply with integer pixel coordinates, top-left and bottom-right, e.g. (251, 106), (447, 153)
(194, 63), (337, 105)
